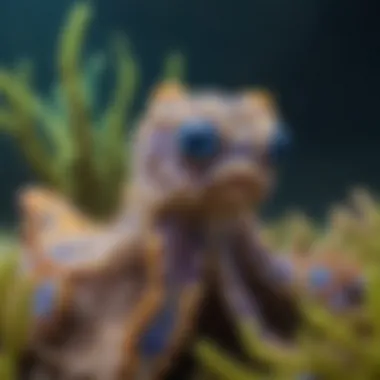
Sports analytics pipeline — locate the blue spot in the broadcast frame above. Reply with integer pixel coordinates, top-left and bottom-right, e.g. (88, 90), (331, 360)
(34, 280), (58, 318)
(268, 124), (292, 163)
(308, 267), (333, 290)
(139, 305), (176, 356)
(177, 119), (220, 160)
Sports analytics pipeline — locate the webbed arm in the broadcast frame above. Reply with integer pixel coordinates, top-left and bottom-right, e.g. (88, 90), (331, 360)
(120, 231), (166, 378)
(226, 215), (301, 340)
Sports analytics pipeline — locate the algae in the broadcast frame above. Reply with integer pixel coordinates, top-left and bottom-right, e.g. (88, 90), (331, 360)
(0, 2), (138, 220)
(0, 2), (187, 221)
(0, 250), (33, 379)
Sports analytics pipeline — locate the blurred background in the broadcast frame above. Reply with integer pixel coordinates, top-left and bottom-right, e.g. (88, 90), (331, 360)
(0, 0), (379, 225)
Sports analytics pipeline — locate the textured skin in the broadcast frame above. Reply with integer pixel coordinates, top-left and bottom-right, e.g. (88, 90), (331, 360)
(20, 86), (302, 379)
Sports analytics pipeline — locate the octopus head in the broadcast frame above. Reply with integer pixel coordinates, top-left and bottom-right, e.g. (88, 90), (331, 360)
(131, 87), (292, 220)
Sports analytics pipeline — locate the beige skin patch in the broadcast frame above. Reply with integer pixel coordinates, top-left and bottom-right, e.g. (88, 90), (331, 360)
(231, 90), (280, 149)
(189, 92), (231, 134)
(143, 82), (192, 130)
(19, 187), (101, 240)
(18, 185), (144, 337)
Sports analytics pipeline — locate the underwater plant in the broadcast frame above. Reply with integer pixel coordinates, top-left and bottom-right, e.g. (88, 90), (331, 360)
(0, 2), (137, 220)
(0, 249), (33, 380)
(261, 211), (319, 254)
(0, 2), (186, 221)
(195, 190), (380, 380)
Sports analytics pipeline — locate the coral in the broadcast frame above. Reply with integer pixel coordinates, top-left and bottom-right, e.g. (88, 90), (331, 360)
(195, 189), (380, 380)
(0, 2), (139, 221)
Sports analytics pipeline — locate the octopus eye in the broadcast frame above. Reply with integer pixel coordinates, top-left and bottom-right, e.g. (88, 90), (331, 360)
(268, 124), (293, 163)
(177, 119), (221, 161)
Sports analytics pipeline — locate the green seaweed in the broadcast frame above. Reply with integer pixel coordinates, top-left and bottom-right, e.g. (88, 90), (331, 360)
(262, 211), (319, 253)
(0, 353), (17, 380)
(161, 51), (187, 84)
(0, 2), (138, 221)
(0, 249), (33, 380)
(0, 1), (187, 221)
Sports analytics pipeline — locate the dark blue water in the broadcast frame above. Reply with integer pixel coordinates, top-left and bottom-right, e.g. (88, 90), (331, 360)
(0, 0), (379, 226)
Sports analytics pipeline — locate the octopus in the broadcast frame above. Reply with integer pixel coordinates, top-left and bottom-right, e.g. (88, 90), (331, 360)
(18, 83), (362, 380)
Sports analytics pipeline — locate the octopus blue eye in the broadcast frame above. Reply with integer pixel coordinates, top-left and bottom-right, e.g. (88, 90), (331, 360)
(268, 124), (293, 163)
(177, 119), (221, 160)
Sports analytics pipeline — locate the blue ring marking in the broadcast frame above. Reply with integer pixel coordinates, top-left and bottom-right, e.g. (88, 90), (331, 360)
(33, 280), (58, 318)
(139, 303), (177, 357)
(308, 267), (333, 291)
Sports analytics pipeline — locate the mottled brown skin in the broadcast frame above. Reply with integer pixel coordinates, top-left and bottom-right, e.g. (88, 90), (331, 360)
(130, 86), (299, 379)
(20, 85), (300, 380)
(163, 218), (300, 380)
